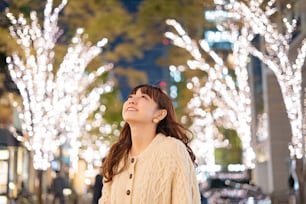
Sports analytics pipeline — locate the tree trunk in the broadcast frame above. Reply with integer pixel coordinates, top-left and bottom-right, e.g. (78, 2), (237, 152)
(36, 169), (43, 204)
(294, 158), (305, 204)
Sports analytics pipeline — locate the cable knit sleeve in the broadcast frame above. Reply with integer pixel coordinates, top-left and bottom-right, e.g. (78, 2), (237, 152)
(171, 140), (201, 204)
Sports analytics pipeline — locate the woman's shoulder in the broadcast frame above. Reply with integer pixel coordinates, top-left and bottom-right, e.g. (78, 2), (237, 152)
(157, 133), (187, 154)
(156, 134), (192, 168)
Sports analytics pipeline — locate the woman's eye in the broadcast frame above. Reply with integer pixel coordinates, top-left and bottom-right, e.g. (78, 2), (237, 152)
(141, 95), (149, 99)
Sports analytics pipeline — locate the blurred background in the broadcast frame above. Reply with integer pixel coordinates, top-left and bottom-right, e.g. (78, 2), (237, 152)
(0, 0), (305, 203)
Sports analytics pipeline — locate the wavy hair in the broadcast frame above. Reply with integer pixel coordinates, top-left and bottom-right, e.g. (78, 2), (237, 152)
(102, 84), (196, 182)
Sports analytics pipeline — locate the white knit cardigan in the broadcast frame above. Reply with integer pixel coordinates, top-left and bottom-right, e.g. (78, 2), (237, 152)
(99, 133), (201, 204)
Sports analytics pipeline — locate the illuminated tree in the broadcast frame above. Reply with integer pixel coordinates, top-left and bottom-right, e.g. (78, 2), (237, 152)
(6, 0), (113, 171)
(165, 19), (255, 169)
(216, 0), (306, 202)
(5, 1), (115, 202)
(219, 0), (306, 159)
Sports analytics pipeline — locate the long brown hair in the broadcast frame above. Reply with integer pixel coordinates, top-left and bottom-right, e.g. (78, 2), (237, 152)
(102, 84), (196, 182)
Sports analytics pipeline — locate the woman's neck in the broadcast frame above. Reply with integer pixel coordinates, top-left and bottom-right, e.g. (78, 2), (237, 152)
(129, 124), (156, 156)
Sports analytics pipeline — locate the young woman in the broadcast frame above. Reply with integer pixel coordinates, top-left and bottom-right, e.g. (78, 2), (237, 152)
(99, 84), (200, 204)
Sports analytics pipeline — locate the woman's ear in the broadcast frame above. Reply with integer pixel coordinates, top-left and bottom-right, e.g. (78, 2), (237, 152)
(152, 109), (167, 124)
(157, 109), (167, 121)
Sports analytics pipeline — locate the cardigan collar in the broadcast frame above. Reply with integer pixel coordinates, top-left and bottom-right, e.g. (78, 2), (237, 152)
(129, 133), (165, 161)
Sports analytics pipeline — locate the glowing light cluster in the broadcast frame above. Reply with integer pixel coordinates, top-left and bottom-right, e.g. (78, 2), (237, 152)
(220, 0), (306, 159)
(6, 0), (114, 170)
(166, 19), (255, 168)
(76, 113), (121, 169)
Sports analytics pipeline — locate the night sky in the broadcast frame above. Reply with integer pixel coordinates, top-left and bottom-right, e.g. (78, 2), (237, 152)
(118, 0), (168, 98)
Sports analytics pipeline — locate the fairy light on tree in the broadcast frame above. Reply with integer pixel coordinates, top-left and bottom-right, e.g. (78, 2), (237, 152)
(219, 0), (306, 159)
(5, 0), (114, 171)
(165, 19), (255, 168)
(77, 106), (122, 168)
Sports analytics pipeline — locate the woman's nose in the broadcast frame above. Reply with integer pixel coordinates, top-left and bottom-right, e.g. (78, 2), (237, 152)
(128, 98), (136, 104)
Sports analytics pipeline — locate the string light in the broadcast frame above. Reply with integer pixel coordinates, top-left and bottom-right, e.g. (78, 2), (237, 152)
(166, 19), (255, 168)
(220, 0), (306, 159)
(6, 0), (114, 170)
(166, 0), (306, 168)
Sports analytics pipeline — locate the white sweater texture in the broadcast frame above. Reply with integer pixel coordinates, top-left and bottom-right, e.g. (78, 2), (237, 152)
(99, 133), (201, 204)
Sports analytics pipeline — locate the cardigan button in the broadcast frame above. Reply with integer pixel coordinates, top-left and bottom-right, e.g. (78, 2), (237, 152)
(131, 158), (135, 163)
(126, 190), (131, 195)
(129, 173), (133, 179)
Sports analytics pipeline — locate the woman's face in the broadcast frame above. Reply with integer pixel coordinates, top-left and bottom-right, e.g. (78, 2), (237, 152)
(122, 88), (160, 124)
